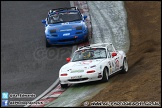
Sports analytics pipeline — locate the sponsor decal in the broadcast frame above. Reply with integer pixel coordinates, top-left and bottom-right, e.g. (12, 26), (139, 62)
(61, 22), (69, 25)
(110, 67), (112, 74)
(71, 70), (84, 73)
(115, 59), (120, 70)
(115, 60), (119, 67)
(63, 33), (70, 36)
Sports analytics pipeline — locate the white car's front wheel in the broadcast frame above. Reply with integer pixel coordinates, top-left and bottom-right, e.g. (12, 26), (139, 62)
(101, 67), (109, 82)
(121, 58), (128, 73)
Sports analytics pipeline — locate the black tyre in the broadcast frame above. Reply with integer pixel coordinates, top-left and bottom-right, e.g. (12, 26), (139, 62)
(61, 84), (68, 88)
(121, 58), (128, 74)
(84, 35), (89, 42)
(46, 39), (51, 47)
(101, 67), (109, 82)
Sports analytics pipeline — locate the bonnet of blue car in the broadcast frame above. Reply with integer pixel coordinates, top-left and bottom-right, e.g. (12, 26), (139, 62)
(47, 21), (85, 31)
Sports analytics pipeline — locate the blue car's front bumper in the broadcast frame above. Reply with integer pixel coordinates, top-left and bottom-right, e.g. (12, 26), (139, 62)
(46, 32), (88, 45)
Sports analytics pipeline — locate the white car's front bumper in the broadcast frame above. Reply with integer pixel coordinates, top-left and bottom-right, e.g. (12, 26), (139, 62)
(59, 71), (102, 84)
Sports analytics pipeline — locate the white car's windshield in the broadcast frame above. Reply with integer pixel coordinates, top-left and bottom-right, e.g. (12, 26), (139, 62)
(72, 48), (107, 62)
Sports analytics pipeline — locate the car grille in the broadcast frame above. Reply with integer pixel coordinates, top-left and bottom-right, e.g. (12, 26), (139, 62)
(68, 78), (89, 82)
(59, 38), (76, 42)
(51, 34), (58, 37)
(75, 32), (82, 34)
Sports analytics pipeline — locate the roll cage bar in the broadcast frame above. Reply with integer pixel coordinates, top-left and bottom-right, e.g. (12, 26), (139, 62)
(48, 7), (79, 15)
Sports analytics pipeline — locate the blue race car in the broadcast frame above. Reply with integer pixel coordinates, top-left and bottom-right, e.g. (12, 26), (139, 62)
(41, 7), (89, 47)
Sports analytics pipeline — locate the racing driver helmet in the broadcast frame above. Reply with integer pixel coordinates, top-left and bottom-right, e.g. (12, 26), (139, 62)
(83, 51), (93, 59)
(53, 13), (59, 20)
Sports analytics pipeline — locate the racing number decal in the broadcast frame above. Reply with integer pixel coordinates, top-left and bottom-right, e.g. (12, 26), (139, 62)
(115, 60), (119, 67)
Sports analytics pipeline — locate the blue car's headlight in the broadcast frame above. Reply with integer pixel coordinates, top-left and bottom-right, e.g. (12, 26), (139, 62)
(76, 26), (82, 30)
(50, 29), (56, 33)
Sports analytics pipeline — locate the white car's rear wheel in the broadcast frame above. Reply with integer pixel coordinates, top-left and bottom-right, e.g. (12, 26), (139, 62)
(101, 67), (109, 82)
(121, 58), (128, 73)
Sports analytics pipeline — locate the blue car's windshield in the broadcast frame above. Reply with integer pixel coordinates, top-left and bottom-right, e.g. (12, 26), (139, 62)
(72, 48), (107, 62)
(48, 11), (82, 24)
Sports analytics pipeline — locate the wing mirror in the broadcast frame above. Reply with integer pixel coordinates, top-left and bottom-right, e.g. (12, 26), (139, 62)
(83, 15), (87, 20)
(66, 57), (71, 62)
(42, 20), (46, 24)
(112, 52), (117, 57)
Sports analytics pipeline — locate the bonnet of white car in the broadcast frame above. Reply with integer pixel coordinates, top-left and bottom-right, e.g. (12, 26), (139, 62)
(61, 59), (105, 72)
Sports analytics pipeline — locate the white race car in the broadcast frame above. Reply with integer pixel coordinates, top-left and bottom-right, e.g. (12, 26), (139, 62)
(59, 43), (128, 88)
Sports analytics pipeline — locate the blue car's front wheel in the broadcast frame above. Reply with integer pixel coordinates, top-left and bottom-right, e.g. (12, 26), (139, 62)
(46, 39), (51, 47)
(84, 35), (89, 42)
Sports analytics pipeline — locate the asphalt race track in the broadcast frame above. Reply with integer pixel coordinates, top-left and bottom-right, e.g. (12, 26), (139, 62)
(1, 1), (72, 107)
